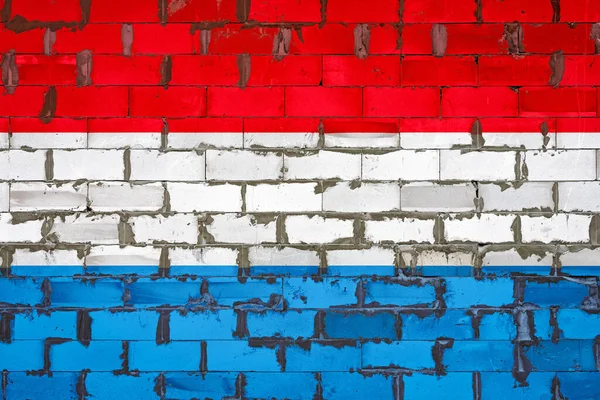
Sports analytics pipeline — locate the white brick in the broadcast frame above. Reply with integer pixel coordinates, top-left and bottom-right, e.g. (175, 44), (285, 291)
(444, 214), (515, 243)
(0, 150), (46, 181)
(480, 182), (554, 212)
(205, 214), (276, 244)
(440, 151), (517, 181)
(130, 214), (198, 244)
(89, 182), (164, 212)
(11, 133), (86, 149)
(416, 250), (474, 266)
(525, 150), (596, 181)
(0, 133), (8, 148)
(557, 132), (600, 149)
(324, 132), (399, 148)
(482, 132), (556, 150)
(130, 150), (204, 181)
(401, 183), (476, 212)
(206, 150), (282, 181)
(0, 214), (43, 243)
(10, 182), (87, 212)
(521, 214), (591, 243)
(482, 249), (553, 266)
(245, 183), (321, 213)
(248, 247), (320, 266)
(323, 182), (400, 212)
(50, 214), (120, 244)
(362, 150), (439, 180)
(169, 247), (238, 266)
(558, 182), (600, 212)
(88, 133), (161, 149)
(167, 133), (243, 149)
(401, 132), (471, 149)
(11, 248), (82, 266)
(327, 247), (395, 266)
(284, 151), (361, 180)
(286, 215), (354, 244)
(244, 132), (319, 149)
(168, 183), (242, 212)
(365, 218), (436, 243)
(560, 248), (600, 266)
(0, 183), (8, 211)
(86, 246), (162, 266)
(53, 150), (124, 180)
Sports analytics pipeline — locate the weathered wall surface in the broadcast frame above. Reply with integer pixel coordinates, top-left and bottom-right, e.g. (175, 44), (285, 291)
(1, 0), (600, 399)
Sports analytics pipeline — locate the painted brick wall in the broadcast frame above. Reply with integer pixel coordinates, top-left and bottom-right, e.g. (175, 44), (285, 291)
(1, 0), (600, 399)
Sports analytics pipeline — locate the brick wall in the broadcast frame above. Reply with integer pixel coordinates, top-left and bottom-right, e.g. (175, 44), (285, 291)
(1, 0), (600, 399)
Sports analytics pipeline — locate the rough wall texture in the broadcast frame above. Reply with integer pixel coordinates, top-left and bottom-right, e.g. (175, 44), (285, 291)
(1, 0), (600, 399)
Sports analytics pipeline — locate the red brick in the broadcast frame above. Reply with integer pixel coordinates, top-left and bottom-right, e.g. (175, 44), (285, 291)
(478, 56), (551, 86)
(89, 0), (160, 22)
(403, 0), (476, 22)
(248, 0), (321, 22)
(327, 0), (400, 22)
(289, 25), (354, 55)
(248, 56), (322, 86)
(168, 118), (243, 132)
(481, 0), (554, 22)
(401, 56), (477, 86)
(92, 56), (163, 85)
(10, 0), (82, 22)
(519, 87), (597, 117)
(561, 1), (600, 22)
(323, 56), (400, 86)
(130, 87), (207, 117)
(209, 25), (277, 55)
(401, 24), (433, 55)
(55, 87), (129, 117)
(0, 87), (47, 117)
(11, 118), (86, 133)
(54, 25), (123, 54)
(480, 118), (556, 133)
(0, 27), (44, 53)
(556, 118), (600, 132)
(442, 87), (518, 117)
(400, 118), (475, 132)
(285, 87), (362, 117)
(369, 24), (402, 55)
(244, 118), (321, 132)
(171, 56), (239, 86)
(522, 24), (594, 54)
(561, 56), (600, 86)
(445, 24), (507, 55)
(208, 87), (284, 117)
(167, 0), (237, 22)
(133, 24), (201, 55)
(16, 55), (77, 85)
(322, 118), (400, 133)
(364, 88), (440, 117)
(88, 118), (164, 132)
(0, 118), (7, 131)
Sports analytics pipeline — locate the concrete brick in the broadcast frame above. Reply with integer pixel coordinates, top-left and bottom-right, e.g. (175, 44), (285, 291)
(284, 151), (361, 180)
(323, 182), (400, 212)
(559, 248), (600, 266)
(362, 150), (439, 180)
(85, 373), (159, 400)
(286, 215), (354, 244)
(326, 247), (395, 266)
(324, 133), (399, 148)
(0, 213), (44, 243)
(169, 247), (238, 266)
(444, 214), (515, 243)
(4, 373), (80, 399)
(321, 372), (394, 400)
(248, 246), (320, 266)
(440, 150), (517, 180)
(0, 182), (8, 211)
(10, 182), (87, 211)
(401, 132), (471, 149)
(50, 214), (120, 244)
(205, 214), (277, 244)
(479, 182), (554, 212)
(167, 133), (243, 149)
(525, 150), (596, 181)
(53, 150), (124, 180)
(89, 310), (158, 340)
(482, 248), (554, 266)
(129, 342), (201, 372)
(247, 310), (317, 338)
(206, 150), (283, 180)
(557, 132), (600, 149)
(245, 132), (319, 148)
(89, 182), (165, 212)
(168, 182), (242, 212)
(365, 218), (436, 243)
(11, 248), (83, 276)
(170, 310), (237, 340)
(521, 214), (592, 243)
(0, 150), (47, 181)
(401, 182), (476, 212)
(88, 133), (161, 149)
(11, 132), (87, 149)
(483, 132), (556, 149)
(86, 245), (161, 268)
(129, 214), (199, 244)
(245, 183), (321, 212)
(286, 343), (361, 372)
(13, 312), (77, 340)
(415, 250), (474, 266)
(558, 181), (600, 211)
(362, 341), (434, 369)
(50, 341), (124, 371)
(130, 150), (205, 181)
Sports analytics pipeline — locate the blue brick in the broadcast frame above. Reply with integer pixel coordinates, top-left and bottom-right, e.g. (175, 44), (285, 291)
(85, 373), (159, 400)
(560, 266), (600, 277)
(444, 341), (514, 372)
(170, 310), (236, 340)
(164, 372), (237, 398)
(321, 372), (394, 400)
(50, 341), (123, 371)
(325, 265), (396, 277)
(401, 310), (473, 340)
(207, 340), (280, 372)
(250, 265), (320, 276)
(284, 278), (358, 308)
(0, 278), (43, 305)
(13, 311), (77, 340)
(364, 280), (436, 306)
(404, 373), (473, 400)
(85, 265), (159, 275)
(89, 310), (158, 340)
(125, 279), (201, 307)
(557, 309), (600, 339)
(4, 372), (79, 400)
(286, 342), (361, 372)
(557, 372), (600, 399)
(533, 309), (554, 341)
(444, 277), (514, 308)
(129, 342), (201, 371)
(0, 341), (44, 370)
(480, 372), (553, 400)
(208, 278), (283, 306)
(11, 265), (84, 277)
(247, 310), (316, 338)
(479, 312), (516, 340)
(50, 278), (124, 307)
(481, 266), (552, 277)
(361, 341), (434, 369)
(526, 340), (597, 372)
(415, 266), (474, 277)
(324, 311), (398, 340)
(245, 373), (317, 400)
(524, 280), (590, 307)
(168, 265), (238, 276)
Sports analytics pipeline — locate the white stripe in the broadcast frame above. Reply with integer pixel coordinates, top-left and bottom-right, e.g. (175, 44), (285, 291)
(12, 248), (81, 266)
(560, 249), (600, 266)
(0, 133), (8, 149)
(557, 132), (600, 149)
(327, 247), (394, 266)
(88, 132), (161, 149)
(248, 247), (319, 266)
(482, 249), (553, 266)
(167, 132), (243, 149)
(401, 132), (556, 149)
(11, 132), (87, 149)
(244, 132), (319, 148)
(169, 247), (238, 266)
(86, 246), (162, 266)
(415, 250), (473, 266)
(324, 132), (399, 148)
